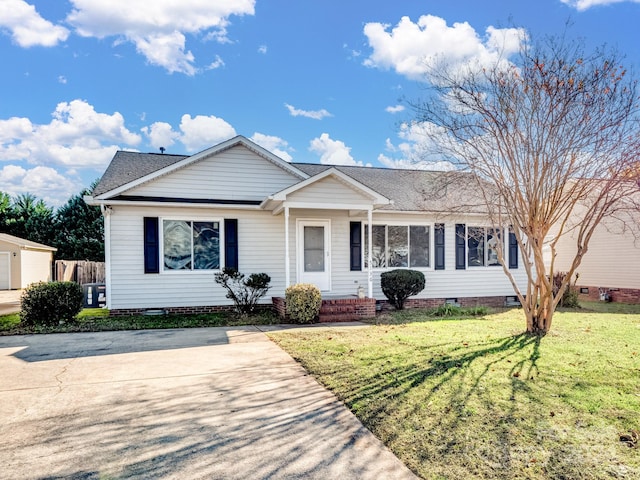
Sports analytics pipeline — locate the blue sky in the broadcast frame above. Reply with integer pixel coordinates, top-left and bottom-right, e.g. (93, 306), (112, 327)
(1, 0), (639, 206)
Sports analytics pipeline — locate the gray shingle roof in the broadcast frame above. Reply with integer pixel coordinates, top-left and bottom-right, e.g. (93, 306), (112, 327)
(92, 150), (486, 213)
(93, 151), (187, 196)
(293, 163), (486, 213)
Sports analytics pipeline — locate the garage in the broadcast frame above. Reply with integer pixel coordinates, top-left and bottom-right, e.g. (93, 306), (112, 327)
(0, 233), (57, 290)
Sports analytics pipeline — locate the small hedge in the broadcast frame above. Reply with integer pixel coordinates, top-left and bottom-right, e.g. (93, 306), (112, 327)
(381, 269), (425, 310)
(286, 283), (322, 324)
(20, 281), (84, 327)
(214, 268), (271, 315)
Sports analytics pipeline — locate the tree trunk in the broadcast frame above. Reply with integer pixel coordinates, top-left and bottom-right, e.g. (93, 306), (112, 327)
(525, 293), (554, 336)
(523, 275), (555, 336)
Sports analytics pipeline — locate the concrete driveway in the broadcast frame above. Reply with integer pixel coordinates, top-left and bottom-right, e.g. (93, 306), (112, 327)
(0, 326), (417, 480)
(0, 289), (21, 315)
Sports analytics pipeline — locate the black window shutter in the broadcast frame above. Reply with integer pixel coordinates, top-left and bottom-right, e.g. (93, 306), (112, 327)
(350, 221), (362, 271)
(225, 219), (239, 271)
(143, 217), (160, 274)
(508, 229), (518, 269)
(434, 223), (445, 270)
(455, 224), (466, 270)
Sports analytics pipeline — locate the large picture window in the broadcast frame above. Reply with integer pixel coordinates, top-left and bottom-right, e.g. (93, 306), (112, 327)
(467, 227), (501, 267)
(365, 225), (430, 268)
(163, 220), (220, 271)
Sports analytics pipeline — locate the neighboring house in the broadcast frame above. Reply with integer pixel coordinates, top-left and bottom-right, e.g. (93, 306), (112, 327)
(85, 135), (527, 315)
(552, 207), (640, 304)
(0, 233), (57, 290)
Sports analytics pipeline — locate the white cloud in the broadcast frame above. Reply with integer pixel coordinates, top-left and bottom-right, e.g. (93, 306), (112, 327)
(0, 0), (69, 47)
(0, 164), (80, 207)
(178, 114), (236, 152)
(141, 113), (238, 152)
(560, 0), (637, 10)
(385, 105), (405, 114)
(66, 0), (255, 74)
(141, 122), (180, 150)
(258, 45), (267, 54)
(134, 31), (196, 75)
(58, 75), (67, 84)
(0, 99), (141, 168)
(363, 15), (525, 81)
(309, 133), (362, 166)
(378, 122), (456, 171)
(206, 55), (225, 70)
(285, 104), (333, 120)
(250, 133), (293, 162)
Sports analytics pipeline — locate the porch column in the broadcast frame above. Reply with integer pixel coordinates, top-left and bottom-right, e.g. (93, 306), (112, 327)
(367, 207), (373, 298)
(284, 205), (290, 288)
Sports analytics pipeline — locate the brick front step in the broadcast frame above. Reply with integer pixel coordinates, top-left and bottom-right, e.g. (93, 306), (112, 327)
(319, 313), (362, 322)
(273, 296), (376, 322)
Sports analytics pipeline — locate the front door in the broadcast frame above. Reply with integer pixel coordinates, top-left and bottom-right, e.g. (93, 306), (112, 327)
(298, 220), (331, 291)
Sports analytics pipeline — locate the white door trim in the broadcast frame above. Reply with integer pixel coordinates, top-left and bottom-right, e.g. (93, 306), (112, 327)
(296, 219), (331, 292)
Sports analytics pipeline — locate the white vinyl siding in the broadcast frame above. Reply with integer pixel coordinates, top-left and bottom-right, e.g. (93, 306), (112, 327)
(125, 145), (300, 201)
(553, 215), (640, 289)
(286, 176), (373, 205)
(363, 214), (527, 300)
(108, 206), (288, 309)
(108, 208), (529, 309)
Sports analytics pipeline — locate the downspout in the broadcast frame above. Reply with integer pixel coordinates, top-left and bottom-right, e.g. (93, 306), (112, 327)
(100, 204), (112, 309)
(368, 207), (373, 298)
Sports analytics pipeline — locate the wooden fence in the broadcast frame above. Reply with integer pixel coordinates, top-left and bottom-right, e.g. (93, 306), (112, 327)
(55, 260), (105, 285)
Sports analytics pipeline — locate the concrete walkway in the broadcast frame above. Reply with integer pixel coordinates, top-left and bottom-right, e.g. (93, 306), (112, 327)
(0, 326), (418, 479)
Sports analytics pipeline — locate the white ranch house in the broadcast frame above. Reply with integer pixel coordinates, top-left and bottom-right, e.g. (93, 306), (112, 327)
(86, 136), (527, 318)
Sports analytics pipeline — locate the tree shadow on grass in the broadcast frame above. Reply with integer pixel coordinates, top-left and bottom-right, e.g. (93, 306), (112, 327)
(331, 332), (548, 478)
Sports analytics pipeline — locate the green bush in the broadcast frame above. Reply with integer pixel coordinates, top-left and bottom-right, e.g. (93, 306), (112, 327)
(380, 269), (425, 310)
(553, 271), (580, 308)
(214, 268), (271, 315)
(430, 305), (489, 317)
(286, 283), (322, 324)
(20, 281), (84, 327)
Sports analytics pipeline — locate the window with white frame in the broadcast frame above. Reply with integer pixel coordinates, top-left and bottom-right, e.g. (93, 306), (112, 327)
(162, 220), (220, 271)
(467, 227), (501, 267)
(364, 225), (430, 268)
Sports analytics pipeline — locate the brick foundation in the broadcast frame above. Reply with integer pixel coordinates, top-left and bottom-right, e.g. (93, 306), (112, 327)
(575, 285), (640, 304)
(377, 295), (510, 312)
(109, 293), (526, 319)
(110, 304), (241, 317)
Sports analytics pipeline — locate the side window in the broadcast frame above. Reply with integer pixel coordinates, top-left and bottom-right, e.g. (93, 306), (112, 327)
(364, 225), (431, 268)
(467, 226), (503, 267)
(162, 220), (220, 271)
(467, 227), (485, 267)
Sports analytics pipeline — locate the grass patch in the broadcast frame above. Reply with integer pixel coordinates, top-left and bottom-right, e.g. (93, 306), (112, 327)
(269, 308), (640, 479)
(0, 309), (279, 335)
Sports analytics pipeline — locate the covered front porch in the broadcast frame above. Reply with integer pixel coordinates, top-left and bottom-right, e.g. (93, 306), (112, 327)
(260, 167), (392, 300)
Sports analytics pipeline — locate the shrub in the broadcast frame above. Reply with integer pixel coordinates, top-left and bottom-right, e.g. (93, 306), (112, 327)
(553, 271), (580, 308)
(214, 268), (271, 315)
(431, 304), (463, 317)
(285, 283), (322, 324)
(20, 281), (84, 327)
(380, 269), (425, 310)
(430, 305), (489, 317)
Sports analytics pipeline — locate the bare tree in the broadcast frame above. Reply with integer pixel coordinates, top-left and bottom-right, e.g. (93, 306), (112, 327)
(410, 34), (640, 335)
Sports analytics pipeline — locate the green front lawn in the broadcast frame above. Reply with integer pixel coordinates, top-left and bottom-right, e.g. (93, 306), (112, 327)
(0, 308), (279, 335)
(269, 308), (640, 479)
